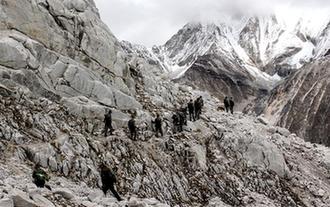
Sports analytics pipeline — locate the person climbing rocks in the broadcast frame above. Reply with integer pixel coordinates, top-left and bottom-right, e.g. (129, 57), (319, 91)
(178, 111), (186, 130)
(195, 96), (204, 120)
(178, 107), (187, 126)
(224, 97), (230, 113)
(188, 99), (195, 121)
(103, 109), (113, 137)
(194, 98), (199, 119)
(229, 97), (235, 114)
(32, 164), (51, 190)
(199, 96), (204, 110)
(128, 114), (138, 140)
(152, 113), (163, 137)
(99, 163), (122, 201)
(172, 113), (181, 133)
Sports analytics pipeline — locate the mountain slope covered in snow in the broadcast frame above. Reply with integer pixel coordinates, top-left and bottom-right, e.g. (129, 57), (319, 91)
(122, 13), (330, 143)
(124, 14), (330, 82)
(123, 14), (330, 110)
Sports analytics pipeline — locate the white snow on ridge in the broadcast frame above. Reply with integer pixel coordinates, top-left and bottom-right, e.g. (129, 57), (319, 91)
(124, 14), (330, 84)
(244, 64), (281, 82)
(170, 64), (192, 79)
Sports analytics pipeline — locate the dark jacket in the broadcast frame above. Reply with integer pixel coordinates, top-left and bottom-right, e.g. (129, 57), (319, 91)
(188, 102), (194, 112)
(194, 100), (200, 110)
(128, 119), (136, 131)
(154, 117), (162, 128)
(33, 167), (49, 182)
(101, 167), (116, 186)
(104, 113), (112, 125)
(199, 98), (204, 107)
(229, 100), (235, 107)
(172, 114), (179, 125)
(224, 98), (229, 107)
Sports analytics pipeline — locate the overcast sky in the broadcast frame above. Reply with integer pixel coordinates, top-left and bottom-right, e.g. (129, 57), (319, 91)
(94, 0), (330, 47)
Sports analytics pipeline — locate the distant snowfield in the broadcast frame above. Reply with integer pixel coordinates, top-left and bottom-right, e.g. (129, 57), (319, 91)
(147, 13), (330, 84)
(122, 11), (330, 89)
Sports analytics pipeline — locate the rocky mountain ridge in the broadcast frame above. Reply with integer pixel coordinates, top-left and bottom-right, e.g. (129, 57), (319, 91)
(122, 14), (330, 142)
(124, 15), (330, 79)
(1, 0), (330, 206)
(2, 72), (330, 206)
(261, 57), (330, 147)
(122, 15), (330, 110)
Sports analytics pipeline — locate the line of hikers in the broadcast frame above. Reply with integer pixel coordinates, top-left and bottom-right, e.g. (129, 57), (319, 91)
(31, 95), (235, 201)
(172, 96), (204, 133)
(102, 96), (205, 139)
(103, 95), (235, 139)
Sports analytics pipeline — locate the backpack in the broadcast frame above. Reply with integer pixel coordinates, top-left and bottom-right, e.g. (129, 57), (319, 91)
(104, 113), (112, 124)
(154, 117), (162, 128)
(128, 119), (135, 130)
(188, 102), (194, 111)
(33, 169), (48, 181)
(101, 168), (116, 184)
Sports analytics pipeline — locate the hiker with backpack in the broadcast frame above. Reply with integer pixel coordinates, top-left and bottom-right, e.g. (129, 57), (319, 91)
(188, 99), (195, 121)
(99, 163), (122, 201)
(229, 97), (235, 114)
(152, 113), (164, 137)
(128, 114), (138, 140)
(32, 164), (51, 190)
(195, 96), (204, 120)
(224, 97), (230, 113)
(103, 109), (113, 137)
(172, 113), (182, 133)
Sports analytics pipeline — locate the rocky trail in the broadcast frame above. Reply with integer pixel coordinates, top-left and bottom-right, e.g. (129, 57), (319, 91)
(1, 79), (330, 206)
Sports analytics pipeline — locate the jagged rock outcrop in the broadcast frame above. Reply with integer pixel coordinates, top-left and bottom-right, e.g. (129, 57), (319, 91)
(1, 77), (330, 206)
(125, 16), (330, 110)
(176, 53), (259, 110)
(262, 57), (330, 146)
(124, 22), (280, 108)
(0, 0), (139, 115)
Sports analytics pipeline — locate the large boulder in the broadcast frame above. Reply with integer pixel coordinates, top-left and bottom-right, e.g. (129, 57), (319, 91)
(63, 0), (87, 12)
(61, 96), (107, 118)
(30, 193), (55, 207)
(11, 190), (38, 207)
(235, 134), (289, 178)
(0, 198), (14, 207)
(113, 90), (142, 110)
(0, 37), (28, 69)
(207, 197), (231, 207)
(53, 188), (75, 200)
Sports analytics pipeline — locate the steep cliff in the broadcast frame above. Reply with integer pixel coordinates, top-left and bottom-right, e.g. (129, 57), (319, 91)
(0, 0), (140, 116)
(263, 57), (330, 146)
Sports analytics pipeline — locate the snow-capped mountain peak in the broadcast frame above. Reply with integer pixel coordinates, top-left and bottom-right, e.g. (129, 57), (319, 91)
(122, 14), (330, 82)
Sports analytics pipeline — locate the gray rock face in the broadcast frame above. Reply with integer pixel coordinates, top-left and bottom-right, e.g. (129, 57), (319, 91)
(176, 53), (259, 109)
(54, 188), (75, 200)
(125, 17), (330, 113)
(0, 0), (119, 70)
(0, 37), (29, 69)
(3, 84), (330, 207)
(11, 190), (38, 207)
(0, 0), (142, 124)
(263, 58), (330, 146)
(0, 198), (14, 207)
(1, 0), (330, 207)
(30, 194), (55, 207)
